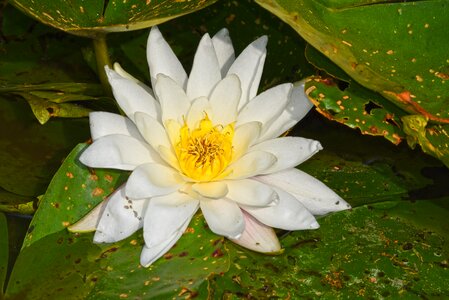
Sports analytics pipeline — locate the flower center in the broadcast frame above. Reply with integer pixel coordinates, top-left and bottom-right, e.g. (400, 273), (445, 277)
(175, 115), (234, 181)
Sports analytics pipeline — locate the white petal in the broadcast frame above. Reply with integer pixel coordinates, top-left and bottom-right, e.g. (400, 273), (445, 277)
(256, 168), (351, 215)
(233, 121), (262, 159)
(126, 163), (184, 199)
(227, 36), (267, 110)
(105, 67), (160, 122)
(68, 199), (109, 233)
(192, 181), (228, 199)
(258, 80), (313, 141)
(143, 192), (198, 248)
(147, 26), (187, 90)
(113, 62), (154, 96)
(157, 145), (181, 171)
(236, 83), (292, 131)
(93, 186), (147, 243)
(225, 179), (278, 206)
(250, 137), (323, 174)
(225, 150), (277, 180)
(212, 28), (235, 76)
(230, 210), (281, 253)
(200, 198), (244, 239)
(140, 218), (190, 267)
(154, 74), (191, 124)
(209, 74), (241, 126)
(79, 135), (160, 171)
(134, 112), (171, 151)
(187, 33), (221, 99)
(243, 187), (318, 231)
(186, 97), (211, 129)
(89, 111), (143, 141)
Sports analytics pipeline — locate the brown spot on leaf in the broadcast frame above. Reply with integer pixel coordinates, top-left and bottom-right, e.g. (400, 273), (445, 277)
(212, 248), (224, 258)
(92, 187), (104, 197)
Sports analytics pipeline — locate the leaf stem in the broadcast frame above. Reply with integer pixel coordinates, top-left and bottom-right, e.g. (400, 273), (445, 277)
(92, 34), (113, 98)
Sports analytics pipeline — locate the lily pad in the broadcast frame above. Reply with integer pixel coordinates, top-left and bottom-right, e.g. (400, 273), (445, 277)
(256, 0), (449, 123)
(0, 213), (8, 297)
(305, 75), (406, 145)
(204, 199), (449, 298)
(9, 0), (218, 38)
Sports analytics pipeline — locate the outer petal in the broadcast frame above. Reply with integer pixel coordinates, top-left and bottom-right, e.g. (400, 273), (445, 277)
(93, 186), (147, 243)
(258, 80), (313, 141)
(243, 187), (318, 231)
(256, 168), (351, 215)
(140, 218), (190, 267)
(134, 112), (171, 151)
(79, 135), (160, 171)
(230, 211), (281, 253)
(126, 163), (184, 199)
(186, 33), (222, 99)
(225, 179), (278, 207)
(200, 198), (245, 239)
(68, 199), (109, 232)
(250, 137), (323, 174)
(113, 62), (154, 96)
(209, 74), (241, 126)
(224, 150), (277, 180)
(212, 28), (235, 76)
(147, 26), (188, 90)
(89, 111), (143, 141)
(227, 36), (267, 110)
(143, 192), (199, 248)
(236, 83), (292, 131)
(154, 74), (191, 124)
(105, 67), (161, 122)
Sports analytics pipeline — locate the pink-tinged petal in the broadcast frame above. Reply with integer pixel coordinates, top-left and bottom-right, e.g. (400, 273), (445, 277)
(92, 186), (147, 243)
(225, 179), (278, 207)
(79, 134), (161, 171)
(230, 211), (281, 253)
(250, 137), (322, 174)
(227, 36), (267, 110)
(209, 74), (241, 126)
(224, 150), (277, 180)
(89, 111), (143, 141)
(134, 112), (171, 151)
(192, 181), (228, 199)
(200, 198), (245, 239)
(143, 192), (198, 248)
(154, 74), (191, 124)
(147, 26), (187, 90)
(243, 187), (318, 231)
(256, 168), (351, 215)
(105, 67), (161, 122)
(258, 80), (313, 141)
(126, 163), (184, 200)
(140, 218), (190, 267)
(236, 83), (292, 130)
(68, 199), (109, 233)
(187, 33), (221, 99)
(212, 28), (235, 76)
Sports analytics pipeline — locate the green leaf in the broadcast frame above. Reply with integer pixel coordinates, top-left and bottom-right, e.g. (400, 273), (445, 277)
(204, 199), (449, 298)
(304, 75), (406, 145)
(0, 213), (8, 297)
(5, 144), (230, 299)
(256, 0), (449, 123)
(9, 0), (218, 37)
(402, 115), (449, 168)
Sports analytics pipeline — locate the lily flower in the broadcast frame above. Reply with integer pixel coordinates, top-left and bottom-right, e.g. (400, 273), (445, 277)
(71, 27), (350, 267)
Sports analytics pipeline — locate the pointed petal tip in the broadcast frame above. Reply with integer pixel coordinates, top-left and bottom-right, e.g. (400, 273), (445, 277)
(309, 220), (320, 229)
(254, 35), (268, 48)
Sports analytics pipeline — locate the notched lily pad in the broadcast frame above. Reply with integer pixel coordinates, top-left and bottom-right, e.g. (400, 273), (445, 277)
(402, 115), (449, 168)
(305, 75), (406, 145)
(9, 0), (218, 37)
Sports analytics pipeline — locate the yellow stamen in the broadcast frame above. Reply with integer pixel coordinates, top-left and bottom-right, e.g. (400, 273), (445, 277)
(174, 115), (234, 181)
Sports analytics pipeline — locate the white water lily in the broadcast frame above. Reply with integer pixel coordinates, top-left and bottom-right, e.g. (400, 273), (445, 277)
(72, 27), (350, 267)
